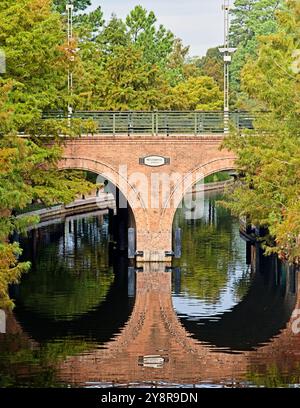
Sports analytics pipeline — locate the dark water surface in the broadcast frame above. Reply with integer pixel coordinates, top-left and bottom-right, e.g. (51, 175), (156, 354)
(0, 192), (299, 388)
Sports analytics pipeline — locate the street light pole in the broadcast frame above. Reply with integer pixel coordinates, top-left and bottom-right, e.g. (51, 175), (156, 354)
(224, 0), (230, 117)
(66, 1), (74, 121)
(219, 1), (236, 134)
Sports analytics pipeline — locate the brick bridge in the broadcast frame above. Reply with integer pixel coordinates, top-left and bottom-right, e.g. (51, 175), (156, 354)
(54, 110), (256, 262)
(54, 110), (259, 262)
(60, 135), (235, 262)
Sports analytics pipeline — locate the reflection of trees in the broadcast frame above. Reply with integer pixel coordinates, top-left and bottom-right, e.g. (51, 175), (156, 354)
(247, 363), (300, 388)
(232, 268), (252, 300)
(173, 193), (249, 303)
(0, 337), (92, 387)
(18, 216), (114, 321)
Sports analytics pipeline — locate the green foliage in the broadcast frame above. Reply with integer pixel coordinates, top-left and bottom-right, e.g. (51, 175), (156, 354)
(174, 193), (250, 302)
(0, 336), (93, 387)
(18, 240), (114, 321)
(0, 0), (69, 128)
(74, 6), (105, 42)
(204, 171), (232, 184)
(53, 0), (91, 13)
(222, 0), (300, 263)
(0, 135), (94, 308)
(247, 363), (300, 388)
(97, 14), (129, 53)
(164, 38), (200, 86)
(193, 47), (224, 89)
(0, 0), (224, 308)
(0, 136), (93, 217)
(0, 1), (223, 114)
(78, 44), (172, 110)
(72, 5), (223, 110)
(0, 0), (94, 308)
(170, 76), (223, 111)
(126, 6), (174, 68)
(229, 0), (283, 100)
(0, 243), (30, 309)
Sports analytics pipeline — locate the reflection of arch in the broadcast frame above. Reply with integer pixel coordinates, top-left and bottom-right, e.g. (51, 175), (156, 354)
(17, 218), (116, 321)
(177, 251), (298, 351)
(57, 270), (248, 385)
(13, 257), (134, 344)
(57, 269), (300, 386)
(7, 269), (300, 385)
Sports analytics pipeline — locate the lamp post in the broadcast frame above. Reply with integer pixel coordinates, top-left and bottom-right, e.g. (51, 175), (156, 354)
(0, 49), (5, 74)
(219, 0), (236, 134)
(66, 1), (74, 121)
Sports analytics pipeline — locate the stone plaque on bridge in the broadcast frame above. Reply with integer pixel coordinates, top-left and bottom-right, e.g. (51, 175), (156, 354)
(139, 156), (170, 167)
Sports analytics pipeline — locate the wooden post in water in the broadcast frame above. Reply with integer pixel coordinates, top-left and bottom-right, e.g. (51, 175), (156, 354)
(174, 228), (182, 259)
(128, 228), (136, 259)
(127, 266), (135, 297)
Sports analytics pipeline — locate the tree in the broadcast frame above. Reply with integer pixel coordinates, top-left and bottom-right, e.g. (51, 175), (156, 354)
(125, 5), (174, 68)
(194, 47), (224, 89)
(73, 6), (104, 42)
(170, 76), (223, 111)
(72, 4), (207, 110)
(173, 194), (248, 302)
(18, 221), (114, 321)
(0, 135), (94, 309)
(0, 0), (68, 127)
(0, 0), (93, 308)
(222, 0), (300, 263)
(167, 38), (201, 85)
(72, 5), (183, 110)
(80, 45), (171, 110)
(98, 14), (129, 54)
(230, 0), (282, 45)
(229, 0), (283, 96)
(53, 0), (91, 14)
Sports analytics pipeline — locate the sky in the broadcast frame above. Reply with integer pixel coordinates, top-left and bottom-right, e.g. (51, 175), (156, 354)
(89, 1), (226, 57)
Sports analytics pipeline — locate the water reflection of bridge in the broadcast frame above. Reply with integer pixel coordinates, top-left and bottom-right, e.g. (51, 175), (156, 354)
(54, 262), (299, 386)
(5, 249), (300, 386)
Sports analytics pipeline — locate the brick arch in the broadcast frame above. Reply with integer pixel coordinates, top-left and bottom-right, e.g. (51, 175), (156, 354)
(58, 156), (149, 232)
(159, 156), (236, 231)
(58, 136), (237, 261)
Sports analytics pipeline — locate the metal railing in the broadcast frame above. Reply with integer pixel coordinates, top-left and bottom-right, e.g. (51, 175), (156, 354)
(42, 111), (256, 136)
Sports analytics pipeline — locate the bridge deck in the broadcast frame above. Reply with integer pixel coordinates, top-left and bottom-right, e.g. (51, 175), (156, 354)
(62, 134), (227, 139)
(42, 111), (256, 136)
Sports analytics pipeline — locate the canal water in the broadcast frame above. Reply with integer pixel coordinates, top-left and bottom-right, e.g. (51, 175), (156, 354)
(0, 192), (299, 388)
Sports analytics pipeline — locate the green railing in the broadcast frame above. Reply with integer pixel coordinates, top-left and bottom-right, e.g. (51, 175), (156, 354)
(42, 111), (256, 135)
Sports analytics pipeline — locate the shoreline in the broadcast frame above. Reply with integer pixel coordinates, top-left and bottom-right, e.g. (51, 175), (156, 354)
(17, 193), (116, 227)
(17, 180), (233, 225)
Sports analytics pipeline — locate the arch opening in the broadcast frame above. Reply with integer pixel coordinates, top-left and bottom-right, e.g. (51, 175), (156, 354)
(168, 160), (236, 257)
(58, 159), (140, 257)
